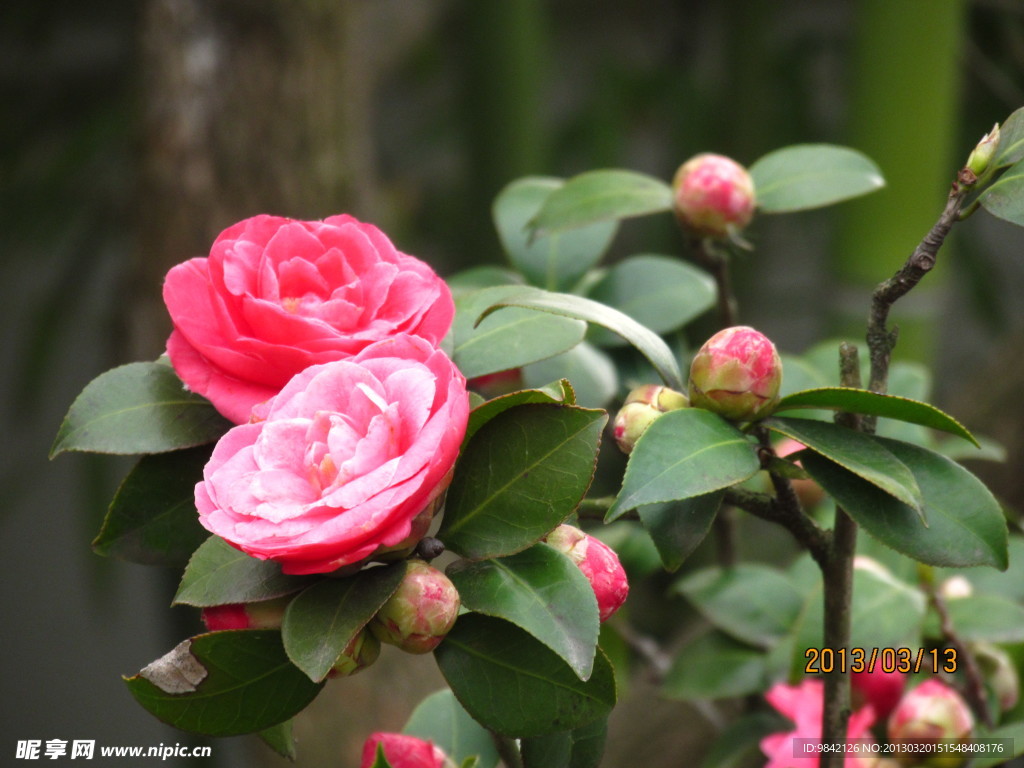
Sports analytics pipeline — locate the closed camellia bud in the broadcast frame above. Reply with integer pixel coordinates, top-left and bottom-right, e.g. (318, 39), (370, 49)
(965, 124), (1000, 177)
(329, 628), (380, 677)
(688, 326), (782, 421)
(612, 384), (689, 454)
(888, 678), (974, 767)
(672, 153), (756, 238)
(360, 733), (454, 768)
(545, 524), (629, 622)
(201, 595), (291, 631)
(370, 560), (460, 654)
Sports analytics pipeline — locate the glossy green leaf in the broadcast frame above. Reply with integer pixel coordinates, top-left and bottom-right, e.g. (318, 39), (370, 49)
(522, 343), (618, 409)
(258, 720), (297, 760)
(773, 387), (977, 445)
(924, 596), (1024, 643)
(435, 614), (616, 738)
(946, 537), (1024, 603)
(447, 544), (600, 680)
(609, 409), (759, 519)
(479, 290), (683, 390)
(403, 689), (500, 768)
(674, 564), (804, 647)
(528, 169), (673, 234)
(519, 716), (607, 768)
(980, 158), (1024, 227)
(801, 439), (1008, 569)
(453, 287), (586, 380)
(282, 563), (405, 682)
(793, 569), (926, 675)
(446, 265), (526, 296)
(124, 630), (324, 736)
(993, 107), (1024, 169)
(440, 404), (606, 560)
(585, 255), (716, 346)
(765, 417), (923, 514)
(636, 491), (723, 572)
(493, 177), (617, 290)
(93, 446), (210, 567)
(463, 379), (575, 447)
(750, 144), (885, 213)
(174, 537), (316, 607)
(662, 630), (769, 700)
(51, 362), (232, 457)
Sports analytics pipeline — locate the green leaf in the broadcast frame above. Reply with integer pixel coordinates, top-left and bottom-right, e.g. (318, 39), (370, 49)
(479, 290), (683, 390)
(674, 564), (804, 647)
(522, 343), (618, 409)
(282, 563), (406, 682)
(440, 404), (606, 560)
(585, 255), (716, 346)
(773, 387), (977, 445)
(446, 266), (526, 296)
(765, 417), (923, 514)
(446, 543), (600, 680)
(971, 720), (1024, 768)
(174, 537), (316, 607)
(51, 362), (232, 457)
(403, 689), (501, 768)
(453, 286), (586, 380)
(662, 630), (769, 701)
(528, 169), (673, 234)
(258, 719), (297, 760)
(464, 380), (576, 446)
(93, 446), (211, 567)
(124, 630), (324, 736)
(609, 409), (759, 519)
(749, 144), (885, 213)
(434, 614), (616, 738)
(699, 712), (789, 768)
(801, 439), (1008, 569)
(924, 595), (1024, 643)
(980, 157), (1024, 227)
(519, 716), (607, 768)
(636, 491), (723, 572)
(993, 107), (1024, 169)
(493, 177), (617, 290)
(792, 569), (926, 676)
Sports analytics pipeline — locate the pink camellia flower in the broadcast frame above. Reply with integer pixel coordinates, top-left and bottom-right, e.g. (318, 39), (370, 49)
(851, 668), (907, 721)
(195, 334), (469, 575)
(688, 325), (782, 421)
(888, 678), (973, 764)
(164, 214), (454, 423)
(360, 733), (453, 768)
(760, 679), (878, 768)
(672, 153), (756, 238)
(545, 524), (629, 621)
(370, 560), (461, 654)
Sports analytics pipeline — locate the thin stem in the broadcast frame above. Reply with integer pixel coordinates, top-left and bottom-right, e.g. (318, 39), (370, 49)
(820, 343), (862, 768)
(491, 732), (524, 768)
(692, 237), (739, 328)
(723, 487), (830, 568)
(615, 623), (674, 684)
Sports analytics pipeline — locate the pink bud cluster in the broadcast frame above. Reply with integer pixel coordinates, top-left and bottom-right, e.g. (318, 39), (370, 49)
(612, 384), (689, 454)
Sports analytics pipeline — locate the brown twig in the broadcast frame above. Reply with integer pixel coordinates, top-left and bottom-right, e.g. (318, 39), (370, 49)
(723, 486), (830, 568)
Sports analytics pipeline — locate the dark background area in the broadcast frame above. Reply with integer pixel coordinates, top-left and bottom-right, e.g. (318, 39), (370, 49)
(3, 1), (1024, 766)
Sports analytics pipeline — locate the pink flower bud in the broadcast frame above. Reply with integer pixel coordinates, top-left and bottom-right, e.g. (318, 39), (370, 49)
(688, 326), (782, 421)
(612, 385), (689, 454)
(888, 679), (973, 765)
(360, 733), (453, 768)
(851, 668), (907, 721)
(672, 153), (756, 238)
(370, 560), (460, 654)
(545, 524), (629, 622)
(329, 627), (381, 678)
(200, 595), (291, 631)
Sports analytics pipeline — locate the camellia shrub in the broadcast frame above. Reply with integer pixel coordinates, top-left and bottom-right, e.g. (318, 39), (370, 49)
(51, 110), (1024, 768)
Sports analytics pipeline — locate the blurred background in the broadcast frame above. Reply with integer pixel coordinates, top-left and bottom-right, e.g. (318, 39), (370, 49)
(3, 1), (1024, 766)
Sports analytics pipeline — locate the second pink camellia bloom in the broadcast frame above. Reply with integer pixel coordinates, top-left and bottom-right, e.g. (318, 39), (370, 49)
(194, 334), (469, 575)
(163, 214), (454, 424)
(688, 325), (782, 421)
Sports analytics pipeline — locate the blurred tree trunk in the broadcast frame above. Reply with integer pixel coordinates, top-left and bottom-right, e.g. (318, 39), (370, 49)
(126, 0), (378, 360)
